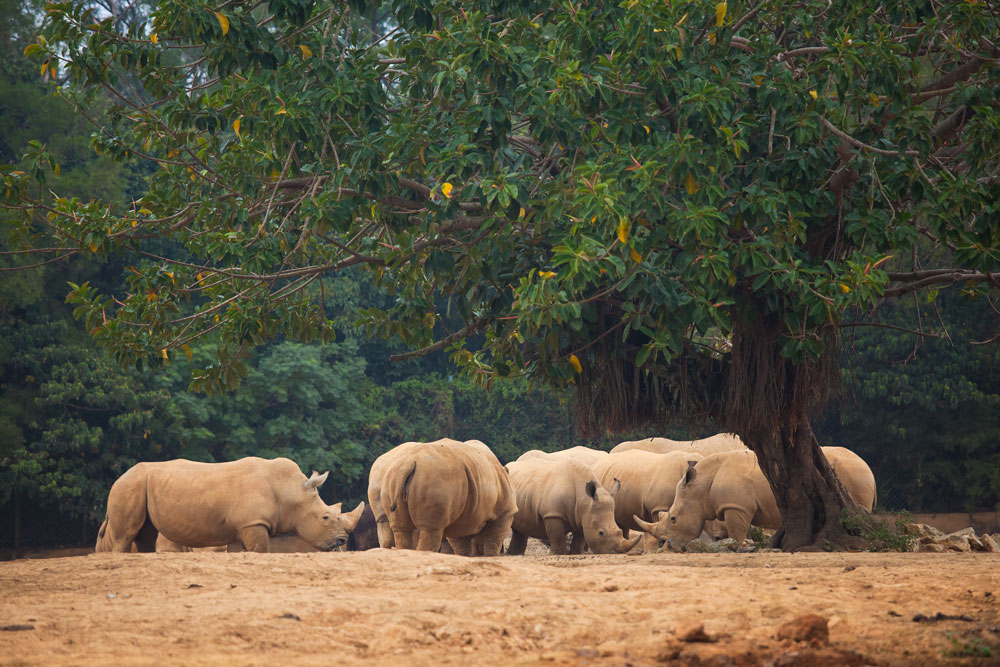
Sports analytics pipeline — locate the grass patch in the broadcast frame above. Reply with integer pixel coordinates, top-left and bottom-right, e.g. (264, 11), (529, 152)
(747, 526), (769, 550)
(943, 632), (993, 658)
(840, 508), (914, 552)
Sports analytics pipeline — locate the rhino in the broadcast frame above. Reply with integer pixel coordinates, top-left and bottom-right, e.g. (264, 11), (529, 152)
(592, 449), (706, 547)
(379, 438), (516, 556)
(346, 503), (380, 551)
(610, 433), (746, 455)
(515, 446), (610, 467)
(95, 457), (365, 553)
(663, 447), (878, 549)
(505, 458), (640, 555)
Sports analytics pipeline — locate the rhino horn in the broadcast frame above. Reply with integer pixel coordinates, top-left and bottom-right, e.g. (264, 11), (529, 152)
(304, 470), (330, 490)
(343, 501), (366, 531)
(621, 533), (642, 552)
(632, 515), (657, 534)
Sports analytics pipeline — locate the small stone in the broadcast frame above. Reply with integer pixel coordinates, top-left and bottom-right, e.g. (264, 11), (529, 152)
(675, 621), (714, 643)
(603, 583), (619, 592)
(776, 614), (829, 645)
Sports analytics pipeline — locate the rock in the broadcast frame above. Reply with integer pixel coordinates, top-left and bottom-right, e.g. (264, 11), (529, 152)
(675, 621), (714, 643)
(967, 534), (985, 551)
(919, 543), (948, 553)
(905, 523), (944, 539)
(981, 534), (1000, 553)
(777, 614), (830, 645)
(682, 540), (713, 553)
(945, 535), (971, 552)
(947, 527), (976, 539)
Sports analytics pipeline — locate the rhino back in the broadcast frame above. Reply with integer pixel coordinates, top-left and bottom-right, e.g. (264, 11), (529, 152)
(821, 446), (877, 511)
(593, 450), (665, 529)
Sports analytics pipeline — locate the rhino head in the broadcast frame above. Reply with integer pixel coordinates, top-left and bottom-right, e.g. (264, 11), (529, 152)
(660, 460), (710, 551)
(294, 471), (367, 551)
(581, 479), (642, 554)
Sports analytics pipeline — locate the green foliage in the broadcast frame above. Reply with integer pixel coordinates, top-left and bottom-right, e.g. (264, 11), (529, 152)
(943, 632), (993, 659)
(840, 508), (914, 552)
(747, 526), (769, 551)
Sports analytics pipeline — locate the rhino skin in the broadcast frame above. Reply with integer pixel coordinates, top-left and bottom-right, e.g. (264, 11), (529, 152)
(505, 458), (640, 555)
(592, 450), (705, 545)
(368, 441), (424, 548)
(610, 433), (746, 455)
(95, 457), (364, 553)
(380, 438), (516, 556)
(154, 534), (228, 552)
(514, 446), (610, 467)
(663, 447), (878, 549)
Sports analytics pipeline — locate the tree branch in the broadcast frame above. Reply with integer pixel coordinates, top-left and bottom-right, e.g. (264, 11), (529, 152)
(388, 315), (489, 362)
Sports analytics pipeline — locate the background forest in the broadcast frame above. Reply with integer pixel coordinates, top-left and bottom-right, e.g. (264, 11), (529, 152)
(2, 0), (998, 552)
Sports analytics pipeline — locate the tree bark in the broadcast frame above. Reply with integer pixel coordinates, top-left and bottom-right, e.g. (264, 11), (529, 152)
(743, 407), (856, 551)
(724, 307), (861, 551)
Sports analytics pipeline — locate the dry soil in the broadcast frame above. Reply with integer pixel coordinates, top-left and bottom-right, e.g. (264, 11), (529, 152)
(1, 546), (998, 665)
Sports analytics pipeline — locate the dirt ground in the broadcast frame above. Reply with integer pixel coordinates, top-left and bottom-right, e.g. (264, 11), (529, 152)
(1, 545), (998, 666)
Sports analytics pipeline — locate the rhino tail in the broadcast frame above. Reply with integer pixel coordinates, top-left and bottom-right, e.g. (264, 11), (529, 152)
(390, 460), (418, 512)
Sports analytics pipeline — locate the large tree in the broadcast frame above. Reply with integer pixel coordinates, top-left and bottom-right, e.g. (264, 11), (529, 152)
(4, 0), (999, 549)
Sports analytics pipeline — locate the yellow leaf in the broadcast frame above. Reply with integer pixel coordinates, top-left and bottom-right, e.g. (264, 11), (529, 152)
(419, 145), (426, 166)
(298, 44), (312, 59)
(675, 13), (688, 27)
(160, 348), (168, 359)
(441, 182), (453, 199)
(869, 92), (880, 107)
(539, 271), (556, 279)
(131, 220), (137, 227)
(150, 32), (158, 44)
(165, 271), (174, 284)
(569, 354), (582, 374)
(643, 125), (650, 134)
(616, 218), (629, 244)
(214, 313), (220, 322)
(519, 207), (526, 219)
(809, 90), (818, 100)
(53, 162), (60, 176)
(181, 344), (193, 361)
(276, 108), (287, 115)
(840, 283), (851, 293)
(89, 242), (98, 253)
(41, 60), (49, 77)
(716, 2), (727, 26)
(50, 62), (57, 78)
(630, 247), (642, 263)
(214, 12), (229, 36)
(753, 75), (764, 86)
(233, 117), (241, 138)
(685, 172), (699, 195)
(591, 215), (597, 223)
(675, 46), (683, 60)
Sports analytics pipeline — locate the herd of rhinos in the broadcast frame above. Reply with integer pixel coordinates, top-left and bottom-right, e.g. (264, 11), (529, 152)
(94, 435), (876, 556)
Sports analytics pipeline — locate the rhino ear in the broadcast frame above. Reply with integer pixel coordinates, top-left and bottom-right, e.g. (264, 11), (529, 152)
(609, 477), (622, 497)
(683, 461), (698, 486)
(584, 480), (598, 500)
(330, 502), (343, 513)
(304, 470), (330, 490)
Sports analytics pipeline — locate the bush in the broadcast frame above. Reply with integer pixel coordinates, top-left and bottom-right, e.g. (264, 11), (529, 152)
(840, 509), (915, 552)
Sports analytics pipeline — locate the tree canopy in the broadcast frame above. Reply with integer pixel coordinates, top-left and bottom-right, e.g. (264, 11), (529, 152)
(4, 0), (999, 549)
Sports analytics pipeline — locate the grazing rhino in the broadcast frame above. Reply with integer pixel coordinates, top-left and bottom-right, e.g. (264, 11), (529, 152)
(95, 457), (365, 553)
(610, 433), (746, 455)
(506, 458), (641, 555)
(514, 446), (610, 467)
(346, 504), (379, 551)
(592, 450), (705, 546)
(380, 438), (516, 556)
(663, 447), (877, 549)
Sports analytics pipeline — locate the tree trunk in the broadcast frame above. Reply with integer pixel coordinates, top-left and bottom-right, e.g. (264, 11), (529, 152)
(725, 308), (863, 551)
(743, 408), (858, 551)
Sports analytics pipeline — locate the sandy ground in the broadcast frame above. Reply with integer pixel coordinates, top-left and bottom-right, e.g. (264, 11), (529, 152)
(1, 545), (998, 666)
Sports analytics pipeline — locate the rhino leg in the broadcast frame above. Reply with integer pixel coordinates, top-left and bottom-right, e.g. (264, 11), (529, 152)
(543, 517), (570, 555)
(134, 519), (158, 553)
(476, 514), (515, 557)
(416, 527), (445, 552)
(238, 525), (271, 553)
(721, 508), (752, 545)
(568, 531), (586, 554)
(447, 536), (472, 556)
(507, 529), (528, 555)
